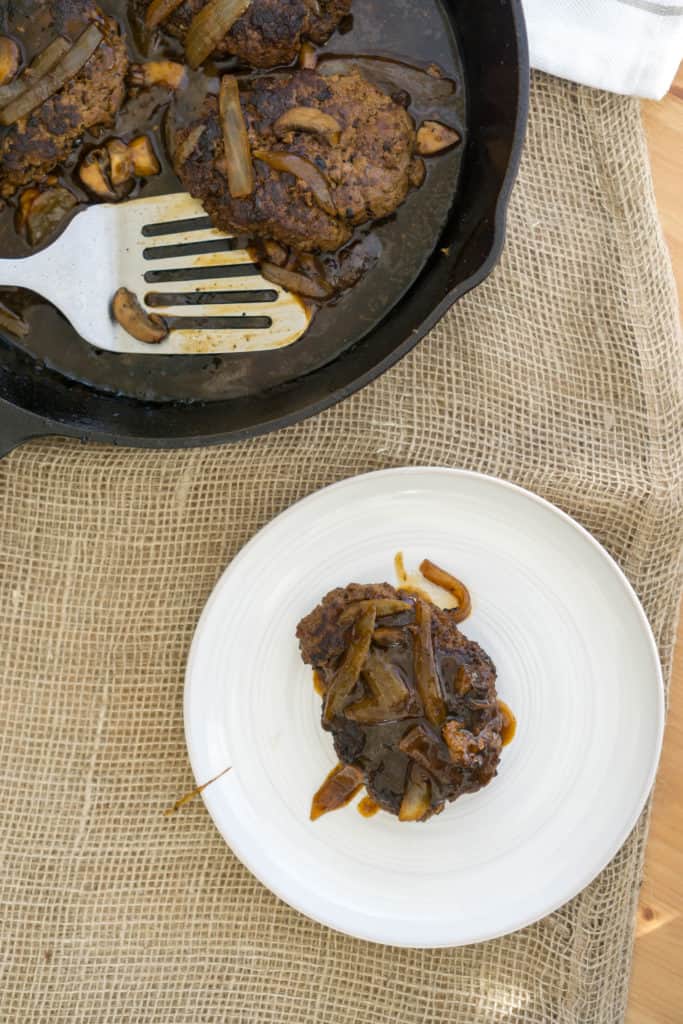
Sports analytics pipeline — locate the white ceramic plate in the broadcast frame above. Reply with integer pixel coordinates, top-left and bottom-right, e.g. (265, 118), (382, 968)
(185, 468), (664, 947)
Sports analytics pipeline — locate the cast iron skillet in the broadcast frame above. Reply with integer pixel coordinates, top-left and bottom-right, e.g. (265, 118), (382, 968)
(0, 0), (528, 455)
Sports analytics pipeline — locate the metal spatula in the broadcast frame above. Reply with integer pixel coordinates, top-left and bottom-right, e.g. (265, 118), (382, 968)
(0, 192), (311, 355)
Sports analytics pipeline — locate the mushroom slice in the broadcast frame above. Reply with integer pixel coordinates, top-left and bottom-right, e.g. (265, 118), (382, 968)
(416, 121), (461, 156)
(260, 262), (332, 301)
(273, 107), (342, 144)
(129, 60), (186, 90)
(106, 140), (134, 188)
(112, 288), (168, 344)
(261, 239), (288, 267)
(0, 37), (21, 89)
(79, 149), (117, 201)
(127, 136), (161, 178)
(253, 149), (336, 216)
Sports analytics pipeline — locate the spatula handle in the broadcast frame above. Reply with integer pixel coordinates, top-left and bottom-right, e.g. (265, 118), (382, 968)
(0, 243), (63, 297)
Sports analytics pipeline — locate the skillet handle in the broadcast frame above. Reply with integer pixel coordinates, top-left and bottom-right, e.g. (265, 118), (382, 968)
(0, 398), (59, 458)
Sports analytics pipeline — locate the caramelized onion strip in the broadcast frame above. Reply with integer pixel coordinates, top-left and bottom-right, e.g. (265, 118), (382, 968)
(253, 149), (336, 216)
(186, 0), (252, 69)
(419, 559), (471, 622)
(0, 25), (103, 127)
(219, 75), (254, 199)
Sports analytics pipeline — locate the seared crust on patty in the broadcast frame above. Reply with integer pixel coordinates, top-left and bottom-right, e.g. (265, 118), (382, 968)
(174, 69), (419, 253)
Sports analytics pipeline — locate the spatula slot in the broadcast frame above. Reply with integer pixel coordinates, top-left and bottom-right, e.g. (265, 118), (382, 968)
(166, 316), (272, 331)
(142, 215), (214, 237)
(143, 238), (238, 261)
(146, 290), (278, 306)
(144, 264), (260, 284)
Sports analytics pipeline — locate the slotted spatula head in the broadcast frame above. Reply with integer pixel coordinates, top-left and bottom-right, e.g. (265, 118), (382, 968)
(0, 193), (311, 355)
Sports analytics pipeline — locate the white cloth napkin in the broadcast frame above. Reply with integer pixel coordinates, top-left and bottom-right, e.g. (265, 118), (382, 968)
(523, 0), (683, 99)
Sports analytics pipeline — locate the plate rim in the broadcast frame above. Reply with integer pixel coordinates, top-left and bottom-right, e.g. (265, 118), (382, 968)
(184, 466), (665, 947)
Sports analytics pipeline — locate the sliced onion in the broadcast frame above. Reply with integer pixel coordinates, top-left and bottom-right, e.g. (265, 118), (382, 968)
(273, 106), (341, 143)
(0, 25), (103, 127)
(253, 149), (336, 216)
(338, 598), (411, 624)
(186, 0), (252, 70)
(298, 41), (318, 70)
(145, 0), (187, 30)
(0, 37), (70, 107)
(412, 598), (446, 727)
(16, 187), (41, 233)
(409, 158), (426, 188)
(310, 763), (363, 821)
(0, 299), (29, 338)
(262, 238), (288, 267)
(20, 186), (78, 247)
(260, 261), (332, 301)
(219, 75), (254, 199)
(399, 766), (431, 822)
(418, 559), (471, 622)
(173, 124), (206, 168)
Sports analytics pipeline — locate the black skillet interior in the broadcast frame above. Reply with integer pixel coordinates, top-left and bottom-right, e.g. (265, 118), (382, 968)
(0, 0), (528, 453)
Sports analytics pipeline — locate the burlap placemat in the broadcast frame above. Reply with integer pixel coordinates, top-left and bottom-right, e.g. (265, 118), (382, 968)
(1, 71), (682, 1024)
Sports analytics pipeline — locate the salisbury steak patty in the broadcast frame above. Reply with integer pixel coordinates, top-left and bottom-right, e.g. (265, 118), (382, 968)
(297, 583), (504, 821)
(0, 0), (129, 197)
(174, 69), (420, 253)
(140, 0), (351, 69)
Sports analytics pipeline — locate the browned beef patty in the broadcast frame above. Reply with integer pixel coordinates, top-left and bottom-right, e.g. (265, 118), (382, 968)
(174, 69), (419, 253)
(0, 0), (129, 197)
(138, 0), (351, 69)
(297, 583), (504, 821)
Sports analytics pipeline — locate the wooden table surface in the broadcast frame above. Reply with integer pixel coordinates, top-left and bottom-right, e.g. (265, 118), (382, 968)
(627, 63), (683, 1024)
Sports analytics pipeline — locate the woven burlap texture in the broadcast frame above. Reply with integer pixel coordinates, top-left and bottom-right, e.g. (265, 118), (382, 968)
(1, 72), (681, 1024)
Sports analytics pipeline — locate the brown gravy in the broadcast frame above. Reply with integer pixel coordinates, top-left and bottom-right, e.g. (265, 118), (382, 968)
(357, 795), (380, 818)
(498, 701), (517, 747)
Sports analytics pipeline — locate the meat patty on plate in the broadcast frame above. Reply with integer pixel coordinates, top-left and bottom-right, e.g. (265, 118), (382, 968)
(297, 583), (504, 821)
